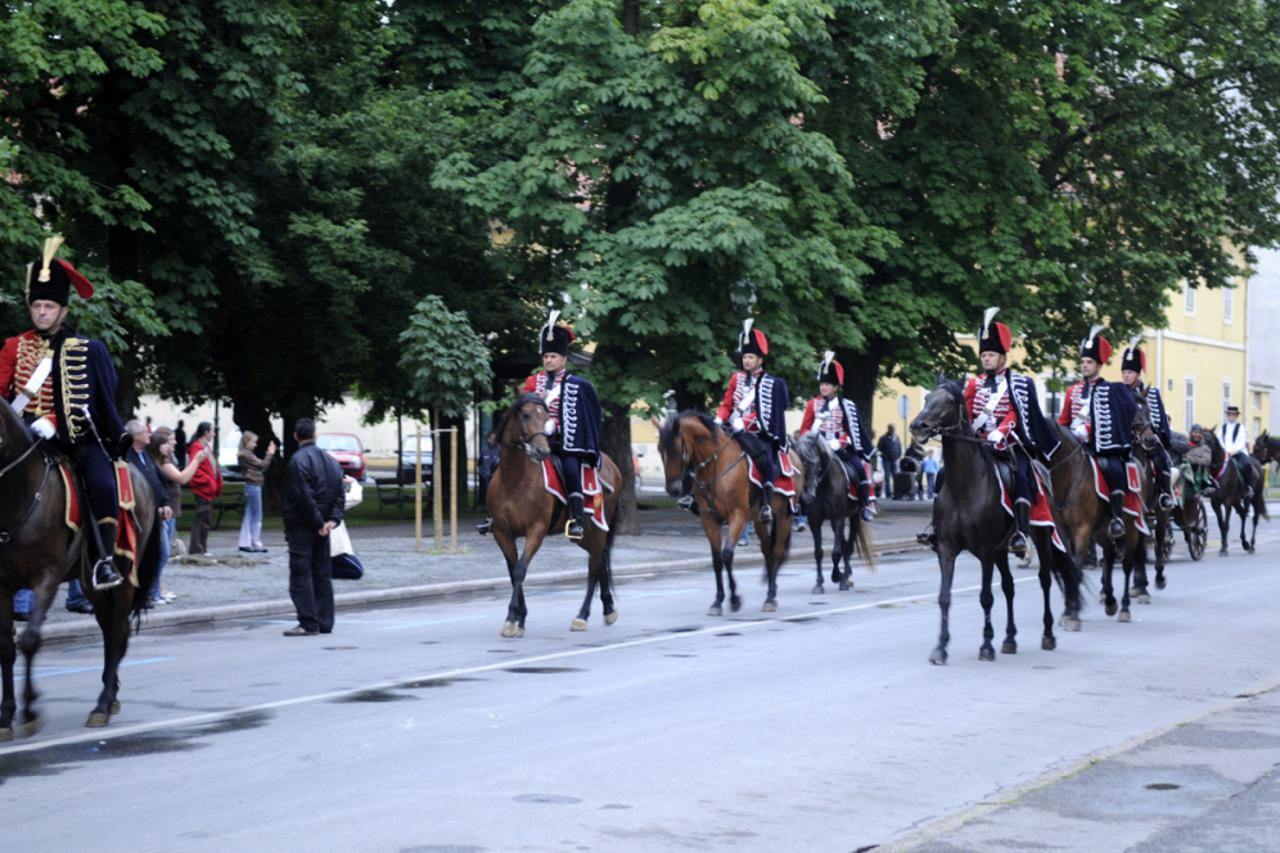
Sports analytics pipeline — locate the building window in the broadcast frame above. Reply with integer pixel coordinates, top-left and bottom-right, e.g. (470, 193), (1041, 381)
(1253, 391), (1262, 410)
(1223, 380), (1232, 415)
(1184, 284), (1196, 315)
(1224, 287), (1233, 323)
(1254, 417), (1262, 435)
(1184, 378), (1195, 431)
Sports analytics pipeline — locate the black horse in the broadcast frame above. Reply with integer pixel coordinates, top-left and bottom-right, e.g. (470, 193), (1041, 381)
(0, 401), (161, 736)
(911, 381), (1084, 664)
(792, 432), (874, 594)
(1201, 427), (1268, 555)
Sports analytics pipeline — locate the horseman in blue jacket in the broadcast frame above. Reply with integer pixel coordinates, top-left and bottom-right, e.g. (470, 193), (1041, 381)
(1119, 339), (1176, 511)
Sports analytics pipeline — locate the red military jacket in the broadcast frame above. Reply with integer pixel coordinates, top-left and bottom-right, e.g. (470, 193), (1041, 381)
(963, 372), (1018, 440)
(0, 330), (57, 425)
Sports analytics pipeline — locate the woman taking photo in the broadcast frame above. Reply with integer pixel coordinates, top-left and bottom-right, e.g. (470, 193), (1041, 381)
(237, 431), (277, 553)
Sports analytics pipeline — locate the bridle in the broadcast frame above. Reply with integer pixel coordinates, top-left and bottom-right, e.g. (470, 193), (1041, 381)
(502, 397), (552, 460)
(673, 420), (746, 523)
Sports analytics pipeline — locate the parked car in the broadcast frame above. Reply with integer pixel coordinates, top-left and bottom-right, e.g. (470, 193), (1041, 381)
(398, 436), (434, 485)
(317, 432), (367, 481)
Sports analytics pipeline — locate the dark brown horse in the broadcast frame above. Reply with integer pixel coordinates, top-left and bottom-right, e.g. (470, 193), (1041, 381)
(1047, 405), (1151, 623)
(1130, 421), (1172, 602)
(658, 412), (793, 614)
(792, 431), (874, 594)
(486, 393), (621, 638)
(0, 401), (161, 737)
(1252, 428), (1280, 470)
(910, 382), (1083, 664)
(1201, 426), (1268, 555)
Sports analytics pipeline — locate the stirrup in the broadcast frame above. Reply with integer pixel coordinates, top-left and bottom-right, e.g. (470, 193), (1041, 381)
(1009, 531), (1028, 559)
(476, 518), (493, 536)
(1158, 494), (1175, 511)
(676, 494), (698, 515)
(861, 506), (875, 523)
(1108, 517), (1125, 540)
(565, 520), (585, 541)
(92, 557), (123, 591)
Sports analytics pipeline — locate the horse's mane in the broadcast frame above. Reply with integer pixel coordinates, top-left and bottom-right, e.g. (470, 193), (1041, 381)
(0, 393), (34, 459)
(659, 410), (720, 458)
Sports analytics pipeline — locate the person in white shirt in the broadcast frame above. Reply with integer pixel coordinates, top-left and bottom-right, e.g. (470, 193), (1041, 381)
(1219, 405), (1254, 498)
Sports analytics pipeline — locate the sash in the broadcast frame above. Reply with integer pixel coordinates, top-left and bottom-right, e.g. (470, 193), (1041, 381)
(10, 355), (52, 414)
(973, 377), (1008, 433)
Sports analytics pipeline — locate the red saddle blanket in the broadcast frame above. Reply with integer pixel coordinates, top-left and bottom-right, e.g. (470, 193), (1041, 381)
(541, 460), (611, 532)
(993, 461), (1067, 553)
(59, 461), (141, 585)
(846, 462), (874, 504)
(746, 450), (797, 514)
(1089, 457), (1150, 535)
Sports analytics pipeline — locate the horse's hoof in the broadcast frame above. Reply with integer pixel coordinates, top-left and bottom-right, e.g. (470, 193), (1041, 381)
(85, 711), (109, 728)
(0, 726), (12, 742)
(1117, 610), (1132, 623)
(1097, 592), (1107, 604)
(110, 700), (120, 715)
(1064, 618), (1082, 633)
(569, 618), (588, 632)
(604, 611), (618, 626)
(761, 600), (777, 613)
(1155, 577), (1167, 590)
(17, 718), (39, 738)
(729, 596), (743, 613)
(838, 580), (852, 592)
(811, 584), (824, 595)
(1220, 547), (1229, 557)
(707, 605), (723, 617)
(1136, 593), (1152, 605)
(500, 622), (518, 638)
(831, 570), (840, 584)
(1105, 601), (1117, 617)
(1001, 640), (1017, 655)
(929, 648), (948, 665)
(1041, 636), (1057, 651)
(979, 646), (996, 662)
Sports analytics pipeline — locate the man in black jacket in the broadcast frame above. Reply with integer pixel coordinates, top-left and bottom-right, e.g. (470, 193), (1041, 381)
(282, 417), (344, 636)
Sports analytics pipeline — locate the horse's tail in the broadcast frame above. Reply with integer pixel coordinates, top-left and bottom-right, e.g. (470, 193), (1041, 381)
(851, 517), (877, 572)
(1049, 533), (1089, 604)
(130, 516), (163, 628)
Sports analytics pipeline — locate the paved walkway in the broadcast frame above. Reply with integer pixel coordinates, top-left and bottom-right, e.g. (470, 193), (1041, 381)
(35, 500), (935, 640)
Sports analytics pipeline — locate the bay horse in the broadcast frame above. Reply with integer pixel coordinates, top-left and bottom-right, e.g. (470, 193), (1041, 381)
(910, 381), (1083, 664)
(1130, 421), (1172, 603)
(0, 400), (161, 736)
(1047, 401), (1151, 622)
(658, 412), (793, 614)
(792, 431), (874, 594)
(486, 393), (621, 638)
(1200, 427), (1268, 555)
(1252, 428), (1279, 474)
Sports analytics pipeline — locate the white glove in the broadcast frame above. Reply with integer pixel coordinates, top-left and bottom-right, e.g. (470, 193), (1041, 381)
(543, 418), (557, 436)
(731, 416), (745, 432)
(826, 437), (841, 451)
(713, 416), (723, 426)
(987, 429), (1005, 445)
(1072, 425), (1088, 443)
(30, 417), (55, 440)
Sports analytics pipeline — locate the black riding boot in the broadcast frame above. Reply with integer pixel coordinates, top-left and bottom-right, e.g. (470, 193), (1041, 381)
(759, 482), (774, 523)
(1108, 491), (1126, 540)
(859, 482), (875, 523)
(476, 518), (493, 535)
(92, 519), (123, 591)
(1010, 501), (1030, 559)
(676, 493), (700, 516)
(1158, 470), (1175, 511)
(566, 494), (586, 541)
(1240, 462), (1255, 500)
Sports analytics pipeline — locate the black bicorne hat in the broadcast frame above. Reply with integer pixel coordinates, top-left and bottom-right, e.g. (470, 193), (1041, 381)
(737, 318), (768, 358)
(1079, 324), (1112, 364)
(25, 236), (94, 306)
(1120, 336), (1146, 373)
(978, 307), (1012, 355)
(538, 309), (575, 356)
(817, 350), (843, 385)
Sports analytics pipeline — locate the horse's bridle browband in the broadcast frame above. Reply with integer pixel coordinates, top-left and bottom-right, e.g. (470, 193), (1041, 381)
(504, 396), (551, 459)
(678, 424), (746, 523)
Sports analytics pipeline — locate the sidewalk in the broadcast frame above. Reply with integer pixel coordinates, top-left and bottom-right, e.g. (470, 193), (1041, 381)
(36, 499), (935, 641)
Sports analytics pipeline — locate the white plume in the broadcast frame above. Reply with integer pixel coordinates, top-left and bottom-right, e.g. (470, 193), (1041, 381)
(982, 307), (999, 337)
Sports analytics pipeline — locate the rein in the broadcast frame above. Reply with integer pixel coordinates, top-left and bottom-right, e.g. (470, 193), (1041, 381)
(0, 443), (56, 547)
(680, 425), (746, 523)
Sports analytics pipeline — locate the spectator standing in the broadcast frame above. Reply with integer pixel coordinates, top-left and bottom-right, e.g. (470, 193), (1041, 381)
(125, 420), (172, 604)
(282, 418), (344, 637)
(174, 419), (188, 467)
(237, 431), (277, 553)
(149, 426), (207, 603)
(186, 421), (222, 555)
(478, 431), (499, 510)
(877, 424), (902, 499)
(923, 449), (940, 499)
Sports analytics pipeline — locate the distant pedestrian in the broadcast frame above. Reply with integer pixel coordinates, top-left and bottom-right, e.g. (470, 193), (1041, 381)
(237, 431), (277, 553)
(282, 417), (344, 637)
(186, 421), (222, 555)
(125, 419), (172, 604)
(923, 449), (939, 499)
(174, 419), (188, 467)
(877, 425), (902, 499)
(149, 426), (208, 603)
(478, 431), (499, 510)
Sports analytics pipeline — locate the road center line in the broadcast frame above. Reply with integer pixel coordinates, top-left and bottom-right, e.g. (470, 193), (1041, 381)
(0, 575), (1038, 757)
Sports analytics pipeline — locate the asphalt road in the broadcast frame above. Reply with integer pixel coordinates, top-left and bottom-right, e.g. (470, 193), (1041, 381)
(4, 518), (1279, 852)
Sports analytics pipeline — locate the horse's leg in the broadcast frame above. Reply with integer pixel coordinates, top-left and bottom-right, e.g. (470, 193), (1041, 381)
(1035, 537), (1056, 650)
(18, 567), (60, 733)
(597, 531), (618, 626)
(1215, 500), (1230, 556)
(1117, 536), (1135, 623)
(700, 512), (728, 616)
(492, 526), (525, 638)
(0, 595), (15, 740)
(573, 528), (615, 630)
(996, 551), (1017, 655)
(1239, 503), (1252, 553)
(810, 514), (825, 595)
(87, 594), (125, 726)
(930, 546), (956, 665)
(978, 556), (996, 661)
(1101, 540), (1118, 617)
(1155, 512), (1168, 590)
(1133, 534), (1151, 605)
(837, 517), (854, 591)
(723, 510), (746, 613)
(762, 504), (791, 612)
(757, 516), (778, 612)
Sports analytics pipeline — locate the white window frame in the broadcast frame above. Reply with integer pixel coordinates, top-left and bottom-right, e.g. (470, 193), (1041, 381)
(1223, 286), (1233, 324)
(1184, 377), (1196, 431)
(1184, 284), (1196, 315)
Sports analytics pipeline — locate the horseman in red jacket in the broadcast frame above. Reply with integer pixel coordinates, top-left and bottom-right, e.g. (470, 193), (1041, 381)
(798, 351), (875, 522)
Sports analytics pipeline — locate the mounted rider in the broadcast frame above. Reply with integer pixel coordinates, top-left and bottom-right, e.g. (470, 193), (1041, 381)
(0, 236), (129, 590)
(962, 308), (1061, 558)
(1218, 404), (1254, 499)
(798, 351), (876, 523)
(714, 319), (789, 523)
(1119, 338), (1176, 511)
(1058, 325), (1137, 540)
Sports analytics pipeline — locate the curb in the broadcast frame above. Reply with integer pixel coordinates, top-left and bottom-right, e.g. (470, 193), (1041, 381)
(40, 537), (925, 644)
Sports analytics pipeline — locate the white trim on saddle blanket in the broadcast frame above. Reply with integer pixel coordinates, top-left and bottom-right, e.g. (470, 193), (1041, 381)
(992, 458), (1066, 553)
(1089, 457), (1150, 535)
(747, 450), (798, 513)
(846, 462), (874, 504)
(541, 460), (611, 532)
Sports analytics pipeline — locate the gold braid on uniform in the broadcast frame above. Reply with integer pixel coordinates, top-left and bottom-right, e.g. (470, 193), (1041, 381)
(59, 337), (91, 441)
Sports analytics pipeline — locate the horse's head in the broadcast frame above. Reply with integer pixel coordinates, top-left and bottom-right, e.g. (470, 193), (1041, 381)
(794, 432), (828, 505)
(500, 393), (553, 462)
(657, 411), (719, 497)
(1253, 429), (1271, 464)
(1131, 397), (1156, 451)
(1199, 424), (1224, 468)
(910, 380), (966, 443)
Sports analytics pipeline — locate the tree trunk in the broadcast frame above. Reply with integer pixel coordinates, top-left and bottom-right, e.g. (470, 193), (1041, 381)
(601, 399), (639, 535)
(840, 341), (883, 427)
(232, 395), (283, 510)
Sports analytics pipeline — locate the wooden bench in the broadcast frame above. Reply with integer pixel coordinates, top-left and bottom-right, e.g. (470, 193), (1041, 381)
(371, 478), (431, 517)
(182, 494), (248, 530)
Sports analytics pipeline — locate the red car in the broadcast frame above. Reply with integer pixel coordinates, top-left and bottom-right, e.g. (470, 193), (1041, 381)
(316, 433), (366, 481)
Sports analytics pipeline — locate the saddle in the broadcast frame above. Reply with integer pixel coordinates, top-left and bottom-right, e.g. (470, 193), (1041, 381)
(540, 456), (612, 532)
(56, 460), (142, 584)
